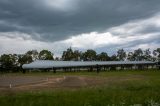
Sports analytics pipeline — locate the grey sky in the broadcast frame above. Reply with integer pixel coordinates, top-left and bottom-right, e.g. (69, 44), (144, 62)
(0, 0), (160, 56)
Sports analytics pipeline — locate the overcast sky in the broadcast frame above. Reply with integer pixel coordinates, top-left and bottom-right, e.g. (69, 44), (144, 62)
(0, 0), (160, 56)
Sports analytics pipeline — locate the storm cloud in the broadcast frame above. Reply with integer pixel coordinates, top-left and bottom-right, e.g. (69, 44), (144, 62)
(0, 0), (160, 56)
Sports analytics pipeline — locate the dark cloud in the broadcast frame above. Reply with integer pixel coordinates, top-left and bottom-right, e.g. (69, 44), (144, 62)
(136, 25), (160, 35)
(95, 34), (160, 55)
(0, 0), (160, 41)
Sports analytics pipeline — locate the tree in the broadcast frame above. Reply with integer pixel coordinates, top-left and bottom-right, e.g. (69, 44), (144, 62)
(97, 52), (110, 61)
(0, 54), (16, 71)
(117, 49), (126, 61)
(26, 50), (39, 61)
(153, 48), (160, 61)
(127, 52), (134, 61)
(73, 50), (82, 61)
(110, 54), (118, 61)
(39, 50), (54, 60)
(143, 49), (152, 61)
(133, 48), (143, 61)
(82, 49), (97, 61)
(62, 47), (74, 61)
(18, 53), (33, 73)
(18, 54), (33, 67)
(18, 50), (38, 68)
(0, 55), (2, 71)
(55, 57), (60, 61)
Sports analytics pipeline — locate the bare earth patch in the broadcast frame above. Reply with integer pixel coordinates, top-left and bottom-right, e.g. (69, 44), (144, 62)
(0, 74), (146, 93)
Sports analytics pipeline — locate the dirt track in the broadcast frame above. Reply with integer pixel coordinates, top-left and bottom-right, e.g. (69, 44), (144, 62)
(0, 75), (104, 91)
(0, 74), (145, 92)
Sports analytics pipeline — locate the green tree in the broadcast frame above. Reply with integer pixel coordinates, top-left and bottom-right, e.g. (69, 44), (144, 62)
(18, 53), (33, 73)
(110, 54), (118, 61)
(73, 50), (82, 61)
(117, 49), (126, 61)
(0, 54), (16, 71)
(133, 48), (143, 61)
(143, 49), (152, 61)
(39, 50), (54, 60)
(0, 55), (1, 70)
(153, 48), (160, 61)
(18, 50), (38, 67)
(97, 52), (110, 61)
(26, 50), (39, 60)
(55, 57), (60, 61)
(18, 54), (33, 67)
(62, 47), (74, 61)
(127, 52), (134, 61)
(83, 49), (97, 61)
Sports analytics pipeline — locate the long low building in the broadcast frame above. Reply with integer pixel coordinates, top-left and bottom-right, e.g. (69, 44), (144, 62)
(22, 60), (157, 72)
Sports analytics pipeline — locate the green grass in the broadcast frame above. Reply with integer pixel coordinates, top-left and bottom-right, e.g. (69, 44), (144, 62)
(0, 70), (160, 106)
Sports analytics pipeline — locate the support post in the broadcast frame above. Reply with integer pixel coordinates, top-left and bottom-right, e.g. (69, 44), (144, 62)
(90, 67), (93, 72)
(22, 69), (26, 74)
(96, 64), (99, 73)
(53, 67), (56, 73)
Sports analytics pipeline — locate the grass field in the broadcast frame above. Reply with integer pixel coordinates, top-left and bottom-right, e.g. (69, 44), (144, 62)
(0, 70), (160, 106)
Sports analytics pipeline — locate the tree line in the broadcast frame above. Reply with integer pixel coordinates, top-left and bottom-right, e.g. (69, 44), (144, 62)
(0, 48), (160, 72)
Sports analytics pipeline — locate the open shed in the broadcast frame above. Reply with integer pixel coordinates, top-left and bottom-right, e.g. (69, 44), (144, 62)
(22, 60), (157, 73)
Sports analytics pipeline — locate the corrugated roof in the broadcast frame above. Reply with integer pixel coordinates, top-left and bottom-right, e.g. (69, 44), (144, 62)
(22, 60), (155, 69)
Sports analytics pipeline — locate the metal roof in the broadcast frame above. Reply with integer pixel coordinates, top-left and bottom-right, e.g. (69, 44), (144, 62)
(22, 60), (155, 69)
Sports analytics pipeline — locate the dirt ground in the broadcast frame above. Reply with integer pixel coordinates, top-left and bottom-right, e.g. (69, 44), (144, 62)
(0, 74), (145, 93)
(0, 75), (102, 91)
